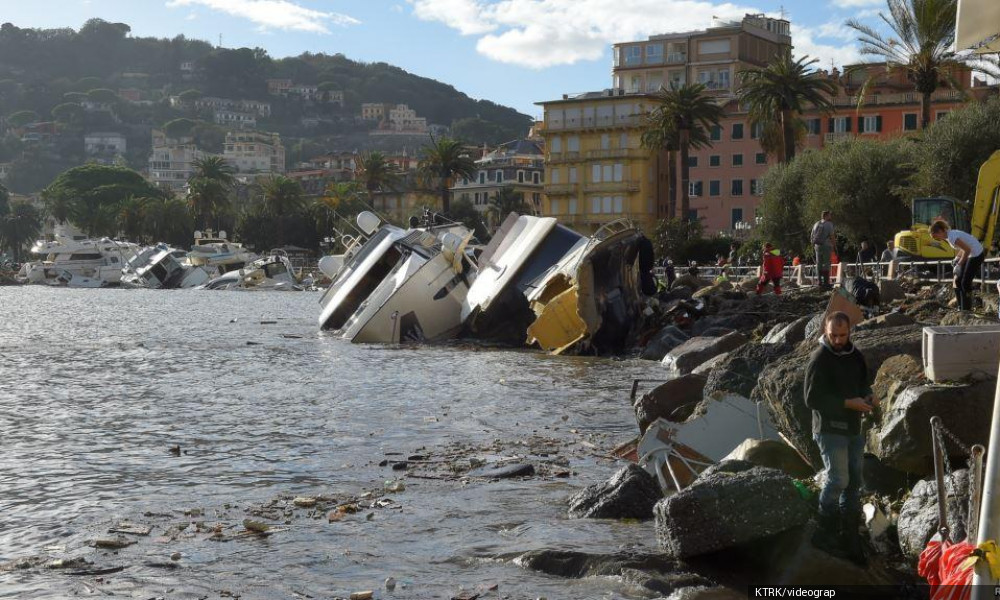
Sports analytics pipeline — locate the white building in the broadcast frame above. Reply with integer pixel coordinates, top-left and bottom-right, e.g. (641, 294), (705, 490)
(148, 129), (208, 191)
(84, 132), (127, 163)
(223, 131), (285, 174)
(194, 97), (271, 118)
(214, 109), (257, 129)
(451, 139), (545, 215)
(0, 162), (10, 182)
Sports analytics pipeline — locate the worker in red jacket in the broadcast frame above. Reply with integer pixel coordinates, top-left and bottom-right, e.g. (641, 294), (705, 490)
(757, 242), (785, 295)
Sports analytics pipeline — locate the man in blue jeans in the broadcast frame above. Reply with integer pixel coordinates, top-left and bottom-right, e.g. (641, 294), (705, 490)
(803, 311), (876, 565)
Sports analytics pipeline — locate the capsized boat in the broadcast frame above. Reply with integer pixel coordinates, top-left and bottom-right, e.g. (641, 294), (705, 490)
(460, 213), (585, 343)
(121, 244), (211, 289)
(198, 250), (298, 291)
(318, 211), (477, 343)
(19, 236), (139, 287)
(185, 230), (257, 276)
(525, 220), (647, 355)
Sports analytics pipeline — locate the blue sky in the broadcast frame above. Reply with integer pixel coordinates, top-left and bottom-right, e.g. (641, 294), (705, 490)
(3, 0), (889, 119)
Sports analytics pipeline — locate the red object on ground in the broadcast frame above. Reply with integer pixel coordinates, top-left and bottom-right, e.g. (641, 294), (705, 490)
(918, 539), (975, 600)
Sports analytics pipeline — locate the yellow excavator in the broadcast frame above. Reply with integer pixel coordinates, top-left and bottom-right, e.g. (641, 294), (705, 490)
(894, 150), (1000, 260)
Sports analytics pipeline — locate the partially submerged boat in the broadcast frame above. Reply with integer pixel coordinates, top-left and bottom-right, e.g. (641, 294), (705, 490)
(460, 213), (584, 343)
(19, 236), (139, 287)
(198, 250), (299, 291)
(121, 244), (211, 289)
(525, 220), (647, 355)
(318, 211), (477, 343)
(185, 230), (257, 278)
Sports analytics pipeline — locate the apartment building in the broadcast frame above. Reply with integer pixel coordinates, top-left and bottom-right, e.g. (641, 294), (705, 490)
(148, 129), (207, 191)
(223, 131), (286, 174)
(84, 132), (127, 165)
(537, 14), (792, 236)
(536, 91), (659, 235)
(450, 139), (545, 218)
(193, 97), (272, 118)
(214, 109), (257, 129)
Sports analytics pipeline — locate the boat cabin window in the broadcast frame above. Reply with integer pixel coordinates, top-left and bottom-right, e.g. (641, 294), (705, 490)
(68, 253), (103, 261)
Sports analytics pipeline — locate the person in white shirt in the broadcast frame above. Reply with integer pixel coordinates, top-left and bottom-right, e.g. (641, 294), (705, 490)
(930, 220), (985, 310)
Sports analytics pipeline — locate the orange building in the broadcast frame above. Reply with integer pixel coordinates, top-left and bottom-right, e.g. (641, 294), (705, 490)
(688, 63), (995, 234)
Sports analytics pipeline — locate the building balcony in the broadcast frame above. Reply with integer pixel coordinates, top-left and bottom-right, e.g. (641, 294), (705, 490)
(585, 148), (647, 160)
(584, 180), (641, 193)
(824, 132), (852, 142)
(545, 184), (578, 195)
(667, 52), (687, 63)
(545, 115), (645, 132)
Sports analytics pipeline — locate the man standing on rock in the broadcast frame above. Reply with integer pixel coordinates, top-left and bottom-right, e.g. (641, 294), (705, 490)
(810, 211), (836, 289)
(804, 311), (876, 565)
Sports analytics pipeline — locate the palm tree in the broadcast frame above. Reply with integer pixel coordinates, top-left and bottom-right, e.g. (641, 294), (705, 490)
(418, 137), (477, 215)
(258, 175), (304, 247)
(117, 195), (148, 243)
(187, 156), (235, 230)
(640, 117), (679, 219)
(643, 83), (725, 221)
(485, 186), (531, 231)
(0, 199), (43, 263)
(737, 51), (837, 164)
(846, 0), (959, 129)
(355, 151), (399, 196)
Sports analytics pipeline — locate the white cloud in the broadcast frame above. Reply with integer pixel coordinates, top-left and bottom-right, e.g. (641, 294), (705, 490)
(791, 23), (864, 70)
(185, 11), (198, 20)
(165, 0), (360, 33)
(830, 0), (882, 7)
(408, 0), (875, 70)
(409, 0), (764, 68)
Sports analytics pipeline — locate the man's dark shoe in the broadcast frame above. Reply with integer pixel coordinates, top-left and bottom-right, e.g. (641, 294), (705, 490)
(841, 515), (869, 568)
(811, 513), (848, 559)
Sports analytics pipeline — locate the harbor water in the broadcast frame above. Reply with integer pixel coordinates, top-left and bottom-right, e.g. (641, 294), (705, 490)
(0, 286), (670, 599)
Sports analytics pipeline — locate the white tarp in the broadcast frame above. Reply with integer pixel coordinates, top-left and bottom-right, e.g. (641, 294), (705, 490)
(956, 0), (1000, 53)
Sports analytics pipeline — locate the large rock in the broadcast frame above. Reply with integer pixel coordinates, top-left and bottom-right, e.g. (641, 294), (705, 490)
(662, 332), (748, 376)
(897, 470), (970, 562)
(654, 463), (810, 558)
(854, 312), (915, 331)
(692, 281), (732, 299)
(672, 274), (707, 291)
(567, 464), (663, 520)
(641, 326), (691, 361)
(940, 311), (998, 327)
(874, 381), (995, 475)
(879, 279), (906, 304)
(703, 342), (794, 400)
(692, 351), (731, 376)
(802, 313), (825, 342)
(899, 298), (946, 323)
(514, 549), (712, 595)
(752, 325), (924, 468)
(871, 354), (925, 409)
(762, 316), (811, 345)
(634, 374), (706, 433)
(691, 315), (754, 336)
(722, 438), (814, 478)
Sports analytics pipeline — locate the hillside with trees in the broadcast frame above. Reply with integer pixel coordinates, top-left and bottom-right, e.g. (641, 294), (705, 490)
(0, 19), (533, 192)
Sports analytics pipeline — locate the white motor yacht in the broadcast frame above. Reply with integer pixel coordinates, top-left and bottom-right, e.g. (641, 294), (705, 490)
(121, 244), (211, 289)
(459, 213), (585, 343)
(20, 236), (139, 287)
(198, 250), (298, 291)
(318, 211), (477, 343)
(185, 230), (257, 277)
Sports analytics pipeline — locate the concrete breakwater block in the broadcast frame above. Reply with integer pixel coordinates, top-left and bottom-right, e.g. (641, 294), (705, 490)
(654, 462), (809, 558)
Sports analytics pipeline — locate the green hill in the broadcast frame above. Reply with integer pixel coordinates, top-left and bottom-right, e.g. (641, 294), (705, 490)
(0, 19), (533, 192)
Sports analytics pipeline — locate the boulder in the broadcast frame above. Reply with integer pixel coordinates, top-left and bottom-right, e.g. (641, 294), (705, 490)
(802, 313), (825, 342)
(567, 464), (663, 520)
(862, 453), (913, 497)
(672, 274), (707, 291)
(762, 316), (811, 345)
(641, 326), (691, 361)
(752, 325), (924, 468)
(854, 312), (915, 331)
(662, 332), (748, 376)
(870, 354), (925, 409)
(692, 281), (733, 299)
(703, 342), (794, 400)
(722, 438), (814, 478)
(692, 351), (731, 376)
(654, 463), (810, 558)
(634, 374), (707, 433)
(900, 298), (946, 323)
(691, 315), (754, 336)
(697, 326), (737, 338)
(879, 279), (906, 304)
(514, 549), (711, 595)
(940, 311), (998, 327)
(897, 470), (970, 562)
(873, 381), (995, 475)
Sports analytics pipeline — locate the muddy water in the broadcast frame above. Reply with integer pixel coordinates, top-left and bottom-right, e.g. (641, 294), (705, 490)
(0, 286), (671, 599)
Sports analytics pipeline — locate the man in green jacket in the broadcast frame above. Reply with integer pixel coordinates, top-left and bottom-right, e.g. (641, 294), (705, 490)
(803, 311), (877, 565)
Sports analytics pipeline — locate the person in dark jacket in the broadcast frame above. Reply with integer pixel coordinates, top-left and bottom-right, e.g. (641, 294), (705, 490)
(803, 311), (876, 565)
(856, 241), (876, 264)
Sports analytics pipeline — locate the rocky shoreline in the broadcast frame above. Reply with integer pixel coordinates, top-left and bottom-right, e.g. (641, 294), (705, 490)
(536, 273), (999, 598)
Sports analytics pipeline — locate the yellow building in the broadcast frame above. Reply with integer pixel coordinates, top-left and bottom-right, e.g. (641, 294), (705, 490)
(536, 91), (661, 236)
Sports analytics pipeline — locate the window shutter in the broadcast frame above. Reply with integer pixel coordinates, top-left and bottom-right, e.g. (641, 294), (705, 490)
(876, 115), (883, 132)
(845, 116), (852, 132)
(828, 118), (834, 133)
(857, 117), (865, 133)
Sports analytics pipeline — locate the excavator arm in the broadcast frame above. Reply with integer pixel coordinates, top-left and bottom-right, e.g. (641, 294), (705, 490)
(969, 150), (1000, 255)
